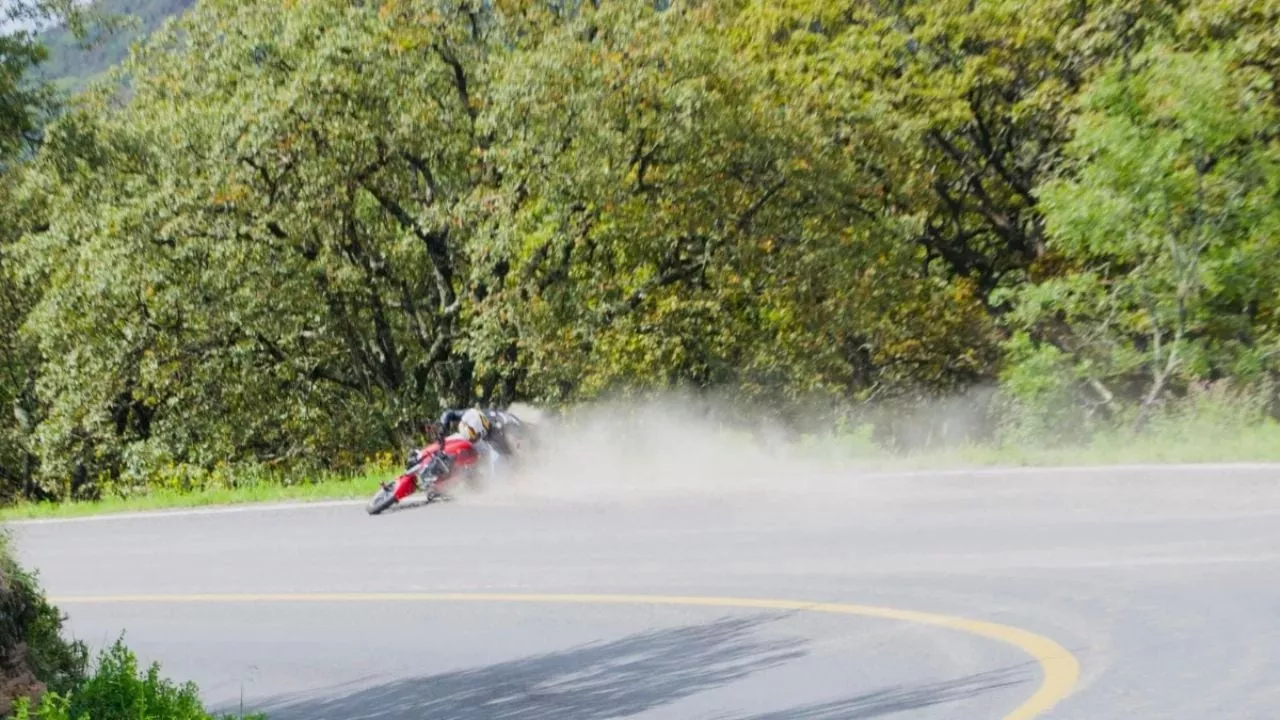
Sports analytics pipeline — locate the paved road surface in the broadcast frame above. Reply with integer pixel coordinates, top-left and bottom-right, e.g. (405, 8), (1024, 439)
(9, 464), (1280, 719)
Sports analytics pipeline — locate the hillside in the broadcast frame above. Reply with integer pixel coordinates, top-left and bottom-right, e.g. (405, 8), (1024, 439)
(36, 0), (195, 90)
(2, 1), (1279, 505)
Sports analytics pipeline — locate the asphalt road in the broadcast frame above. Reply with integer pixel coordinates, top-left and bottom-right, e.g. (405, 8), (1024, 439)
(9, 464), (1280, 719)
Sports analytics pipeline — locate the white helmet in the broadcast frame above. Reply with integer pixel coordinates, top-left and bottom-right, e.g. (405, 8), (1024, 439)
(459, 408), (491, 443)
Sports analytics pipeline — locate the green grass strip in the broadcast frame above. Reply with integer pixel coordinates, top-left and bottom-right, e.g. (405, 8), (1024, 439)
(0, 468), (393, 521)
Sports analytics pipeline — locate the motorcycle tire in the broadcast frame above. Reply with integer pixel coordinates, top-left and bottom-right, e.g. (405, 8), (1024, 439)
(367, 485), (398, 515)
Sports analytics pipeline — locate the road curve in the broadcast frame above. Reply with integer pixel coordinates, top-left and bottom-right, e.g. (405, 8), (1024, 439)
(9, 464), (1280, 719)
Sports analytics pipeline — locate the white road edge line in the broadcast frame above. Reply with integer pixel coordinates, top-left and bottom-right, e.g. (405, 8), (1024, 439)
(5, 499), (365, 525)
(6, 461), (1279, 526)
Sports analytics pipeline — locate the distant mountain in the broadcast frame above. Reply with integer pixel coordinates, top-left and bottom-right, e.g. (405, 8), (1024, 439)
(37, 0), (197, 91)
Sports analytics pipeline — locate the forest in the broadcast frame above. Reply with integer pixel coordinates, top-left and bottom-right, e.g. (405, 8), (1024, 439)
(1, 0), (1278, 504)
(32, 0), (198, 91)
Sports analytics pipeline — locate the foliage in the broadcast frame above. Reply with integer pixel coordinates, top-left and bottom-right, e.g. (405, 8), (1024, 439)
(10, 632), (262, 717)
(14, 0), (498, 497)
(3, 0), (112, 501)
(0, 458), (394, 521)
(2, 539), (247, 719)
(732, 0), (1181, 301)
(0, 30), (49, 168)
(2, 0), (1280, 502)
(0, 533), (88, 713)
(34, 0), (198, 93)
(1007, 40), (1280, 430)
(4, 0), (98, 166)
(473, 1), (1003, 413)
(8, 637), (263, 720)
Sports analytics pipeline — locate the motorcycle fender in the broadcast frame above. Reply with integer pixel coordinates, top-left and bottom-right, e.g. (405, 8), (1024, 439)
(391, 473), (418, 501)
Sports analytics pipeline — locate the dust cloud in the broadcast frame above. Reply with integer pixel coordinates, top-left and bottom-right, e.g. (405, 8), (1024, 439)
(446, 391), (1280, 522)
(457, 388), (1268, 511)
(464, 395), (889, 506)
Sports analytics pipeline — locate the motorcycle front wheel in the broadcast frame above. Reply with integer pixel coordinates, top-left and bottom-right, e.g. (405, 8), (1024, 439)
(367, 484), (398, 515)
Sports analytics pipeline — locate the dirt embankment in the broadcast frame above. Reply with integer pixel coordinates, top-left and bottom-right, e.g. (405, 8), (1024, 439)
(0, 647), (43, 716)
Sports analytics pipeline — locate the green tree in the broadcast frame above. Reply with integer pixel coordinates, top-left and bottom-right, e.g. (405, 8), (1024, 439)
(1, 0), (93, 501)
(1007, 45), (1280, 428)
(732, 0), (1183, 303)
(472, 1), (999, 419)
(17, 0), (506, 494)
(8, 0), (1280, 497)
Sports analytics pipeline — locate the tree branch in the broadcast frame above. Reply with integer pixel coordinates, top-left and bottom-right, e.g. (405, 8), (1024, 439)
(359, 181), (457, 314)
(434, 42), (476, 122)
(400, 151), (439, 205)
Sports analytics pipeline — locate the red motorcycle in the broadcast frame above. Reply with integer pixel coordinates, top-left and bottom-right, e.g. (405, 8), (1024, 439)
(366, 432), (479, 515)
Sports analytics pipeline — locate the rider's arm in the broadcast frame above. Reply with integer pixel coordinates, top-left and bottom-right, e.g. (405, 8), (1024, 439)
(438, 409), (463, 431)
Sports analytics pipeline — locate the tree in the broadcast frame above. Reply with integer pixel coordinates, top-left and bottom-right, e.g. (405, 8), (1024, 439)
(1006, 45), (1280, 428)
(8, 0), (1280, 498)
(730, 0), (1184, 305)
(468, 1), (999, 418)
(1, 0), (88, 501)
(18, 0), (500, 493)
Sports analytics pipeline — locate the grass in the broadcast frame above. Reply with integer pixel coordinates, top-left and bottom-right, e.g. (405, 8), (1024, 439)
(824, 415), (1280, 471)
(0, 466), (394, 522)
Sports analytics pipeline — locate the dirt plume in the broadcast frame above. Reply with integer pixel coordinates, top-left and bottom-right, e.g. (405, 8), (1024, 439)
(476, 395), (873, 505)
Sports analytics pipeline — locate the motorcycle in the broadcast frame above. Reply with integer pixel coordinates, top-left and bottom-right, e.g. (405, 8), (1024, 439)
(366, 410), (542, 516)
(366, 430), (479, 515)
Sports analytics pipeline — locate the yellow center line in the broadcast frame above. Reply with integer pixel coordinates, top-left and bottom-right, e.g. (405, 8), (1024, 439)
(53, 592), (1079, 719)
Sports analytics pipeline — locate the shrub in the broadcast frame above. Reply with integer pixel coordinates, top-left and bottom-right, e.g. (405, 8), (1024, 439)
(0, 534), (88, 709)
(9, 638), (264, 720)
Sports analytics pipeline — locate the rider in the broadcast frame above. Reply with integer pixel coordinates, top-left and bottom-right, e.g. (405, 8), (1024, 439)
(436, 406), (518, 476)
